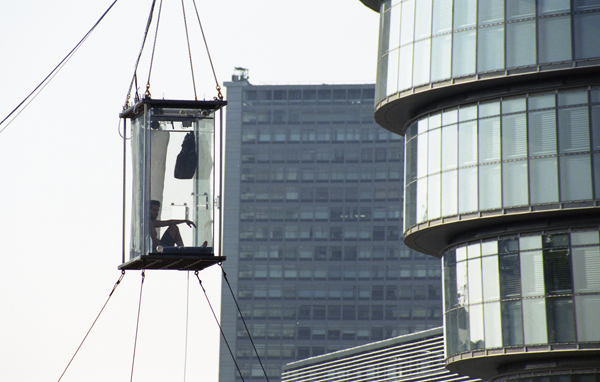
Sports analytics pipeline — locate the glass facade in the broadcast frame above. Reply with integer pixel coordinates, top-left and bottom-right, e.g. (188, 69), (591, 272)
(443, 228), (600, 357)
(376, 0), (600, 102)
(403, 87), (600, 231)
(367, 0), (600, 379)
(221, 81), (442, 382)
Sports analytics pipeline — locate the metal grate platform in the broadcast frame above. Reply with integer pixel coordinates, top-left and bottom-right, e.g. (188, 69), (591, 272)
(119, 252), (226, 271)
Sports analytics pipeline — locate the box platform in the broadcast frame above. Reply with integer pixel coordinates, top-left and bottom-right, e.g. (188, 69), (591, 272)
(119, 249), (225, 271)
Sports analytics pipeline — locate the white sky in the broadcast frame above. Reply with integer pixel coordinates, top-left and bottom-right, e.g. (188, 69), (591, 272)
(0, 1), (379, 381)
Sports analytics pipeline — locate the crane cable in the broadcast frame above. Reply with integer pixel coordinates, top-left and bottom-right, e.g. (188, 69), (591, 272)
(219, 263), (270, 382)
(181, 0), (198, 101)
(129, 270), (146, 382)
(190, 0), (223, 100)
(124, 0), (159, 107)
(56, 271), (126, 382)
(194, 270), (246, 382)
(144, 0), (164, 99)
(0, 0), (120, 134)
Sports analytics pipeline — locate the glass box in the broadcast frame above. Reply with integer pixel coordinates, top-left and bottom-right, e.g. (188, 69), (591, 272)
(119, 98), (226, 270)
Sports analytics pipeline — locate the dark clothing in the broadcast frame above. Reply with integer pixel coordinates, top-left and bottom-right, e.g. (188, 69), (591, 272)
(160, 231), (176, 247)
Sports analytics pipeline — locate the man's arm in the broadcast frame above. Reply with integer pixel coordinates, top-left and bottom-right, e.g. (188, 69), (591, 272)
(153, 219), (197, 228)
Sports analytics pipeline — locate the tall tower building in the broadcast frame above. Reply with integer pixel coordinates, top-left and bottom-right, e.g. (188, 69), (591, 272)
(363, 0), (600, 381)
(218, 70), (443, 382)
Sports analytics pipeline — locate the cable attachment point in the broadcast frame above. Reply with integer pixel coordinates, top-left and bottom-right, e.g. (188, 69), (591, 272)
(145, 83), (152, 99)
(216, 85), (223, 100)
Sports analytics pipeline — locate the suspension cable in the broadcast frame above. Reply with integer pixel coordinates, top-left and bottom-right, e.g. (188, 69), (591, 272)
(194, 271), (245, 382)
(190, 0), (223, 100)
(144, 0), (164, 99)
(1, 0), (120, 134)
(56, 271), (126, 382)
(183, 271), (191, 382)
(124, 0), (158, 107)
(129, 270), (146, 382)
(180, 0), (198, 100)
(219, 264), (270, 382)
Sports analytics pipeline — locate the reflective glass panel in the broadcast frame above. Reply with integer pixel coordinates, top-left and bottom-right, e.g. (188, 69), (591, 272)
(478, 0), (504, 25)
(502, 113), (528, 159)
(445, 310), (458, 354)
(576, 295), (600, 341)
(456, 259), (469, 306)
(428, 127), (441, 173)
(528, 94), (556, 110)
(538, 16), (572, 63)
(454, 0), (476, 30)
(458, 121), (478, 166)
(479, 102), (500, 118)
(572, 246), (600, 293)
(484, 302), (502, 348)
(453, 30), (476, 76)
(560, 155), (592, 201)
(501, 300), (524, 346)
(406, 135), (418, 183)
(468, 257), (483, 304)
(441, 123), (458, 170)
(538, 0), (570, 14)
(398, 44), (414, 91)
(571, 231), (599, 245)
(520, 250), (545, 297)
(530, 157), (559, 204)
(441, 170), (458, 216)
(482, 255), (500, 301)
(389, 3), (402, 51)
(479, 163), (501, 210)
(428, 173), (441, 220)
(458, 167), (478, 213)
(432, 0), (453, 34)
(387, 49), (399, 95)
(529, 110), (557, 156)
(457, 306), (470, 351)
(413, 39), (431, 86)
(558, 107), (590, 154)
(479, 117), (501, 163)
(544, 248), (572, 294)
(574, 13), (600, 59)
(417, 177), (428, 223)
(477, 25), (504, 72)
(445, 261), (458, 308)
(499, 253), (521, 298)
(523, 298), (548, 344)
(507, 20), (536, 67)
(506, 0), (535, 20)
(400, 0), (415, 46)
(469, 304), (485, 349)
(417, 133), (428, 178)
(431, 34), (452, 82)
(547, 297), (575, 343)
(414, 0), (433, 39)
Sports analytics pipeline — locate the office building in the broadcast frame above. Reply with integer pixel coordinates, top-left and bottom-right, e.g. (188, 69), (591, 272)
(282, 327), (481, 382)
(362, 0), (600, 381)
(218, 69), (443, 381)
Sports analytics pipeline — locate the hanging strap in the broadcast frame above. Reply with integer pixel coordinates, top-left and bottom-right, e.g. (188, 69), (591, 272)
(56, 271), (126, 382)
(129, 270), (146, 382)
(220, 264), (270, 382)
(124, 0), (158, 107)
(190, 0), (223, 100)
(194, 271), (246, 382)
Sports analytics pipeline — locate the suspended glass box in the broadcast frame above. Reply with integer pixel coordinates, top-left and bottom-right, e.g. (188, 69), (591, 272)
(119, 99), (227, 270)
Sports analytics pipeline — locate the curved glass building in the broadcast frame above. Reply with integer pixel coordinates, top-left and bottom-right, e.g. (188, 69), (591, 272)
(362, 0), (600, 381)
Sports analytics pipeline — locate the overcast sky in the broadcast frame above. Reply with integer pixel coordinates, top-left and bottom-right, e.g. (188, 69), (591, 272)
(0, 1), (379, 381)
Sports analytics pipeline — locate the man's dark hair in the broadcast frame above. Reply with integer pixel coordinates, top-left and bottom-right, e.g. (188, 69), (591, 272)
(150, 200), (161, 207)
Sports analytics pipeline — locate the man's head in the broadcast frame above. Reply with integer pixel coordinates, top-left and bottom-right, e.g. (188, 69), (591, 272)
(150, 200), (161, 220)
